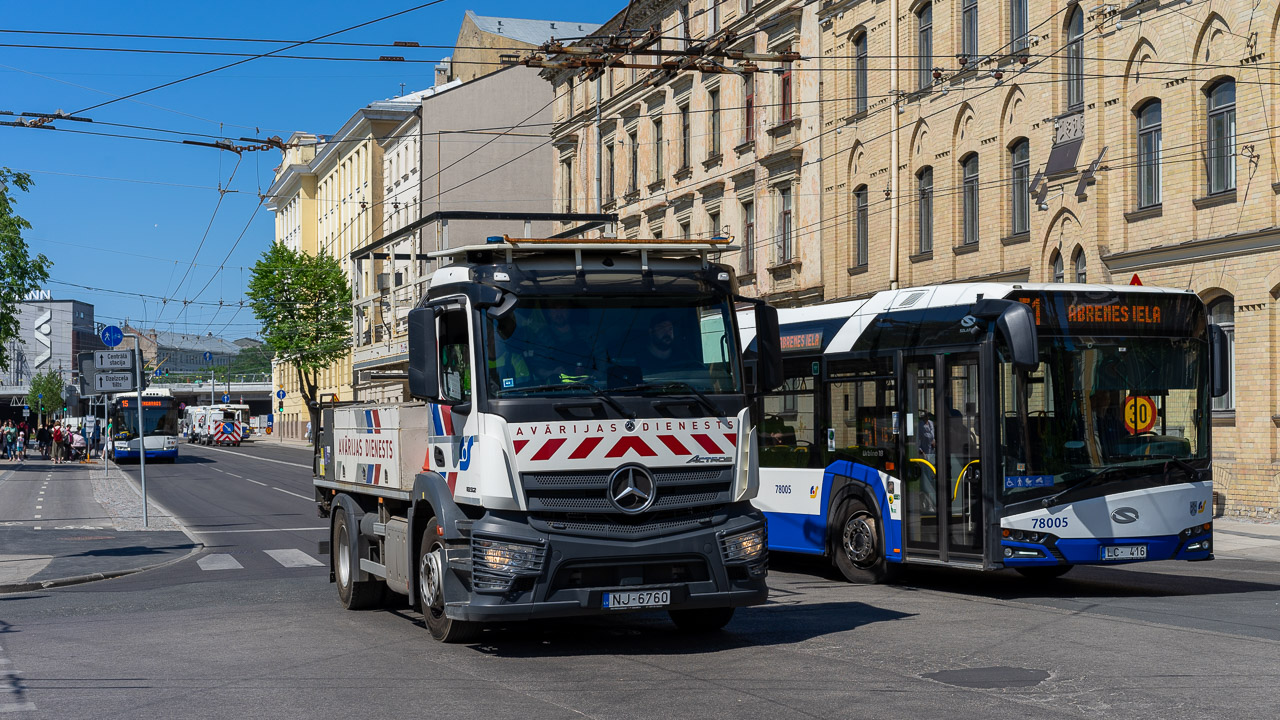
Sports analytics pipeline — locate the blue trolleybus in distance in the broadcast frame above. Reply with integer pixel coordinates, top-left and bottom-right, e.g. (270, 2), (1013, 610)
(110, 389), (181, 463)
(739, 283), (1229, 581)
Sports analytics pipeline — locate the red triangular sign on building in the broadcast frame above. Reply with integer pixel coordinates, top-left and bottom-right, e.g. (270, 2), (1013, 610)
(1129, 273), (1143, 286)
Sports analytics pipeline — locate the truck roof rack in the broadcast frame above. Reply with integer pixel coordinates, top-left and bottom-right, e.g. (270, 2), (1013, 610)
(428, 235), (738, 268)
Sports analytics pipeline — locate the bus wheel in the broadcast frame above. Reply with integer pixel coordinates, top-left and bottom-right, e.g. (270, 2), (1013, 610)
(418, 516), (480, 643)
(333, 508), (383, 610)
(1015, 565), (1074, 580)
(833, 499), (889, 584)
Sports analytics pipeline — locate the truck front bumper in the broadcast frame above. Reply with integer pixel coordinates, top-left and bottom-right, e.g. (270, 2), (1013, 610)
(444, 505), (768, 622)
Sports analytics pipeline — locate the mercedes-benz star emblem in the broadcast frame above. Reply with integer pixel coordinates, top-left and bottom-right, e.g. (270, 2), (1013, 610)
(625, 419), (636, 432)
(608, 466), (657, 514)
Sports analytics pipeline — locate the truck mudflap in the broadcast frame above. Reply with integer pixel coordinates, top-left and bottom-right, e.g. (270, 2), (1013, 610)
(441, 505), (769, 623)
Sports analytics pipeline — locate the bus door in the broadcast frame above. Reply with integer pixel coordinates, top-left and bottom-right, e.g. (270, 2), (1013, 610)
(901, 351), (984, 562)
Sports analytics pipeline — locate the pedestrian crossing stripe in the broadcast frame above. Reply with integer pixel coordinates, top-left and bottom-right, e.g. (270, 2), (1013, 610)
(197, 549), (324, 571)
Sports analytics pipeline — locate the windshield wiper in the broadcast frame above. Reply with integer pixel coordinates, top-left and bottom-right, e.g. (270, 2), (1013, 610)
(1141, 455), (1204, 484)
(497, 381), (634, 419)
(1040, 466), (1126, 508)
(613, 382), (722, 416)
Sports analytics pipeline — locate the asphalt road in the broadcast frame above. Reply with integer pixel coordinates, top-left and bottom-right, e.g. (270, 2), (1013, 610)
(1, 442), (1278, 719)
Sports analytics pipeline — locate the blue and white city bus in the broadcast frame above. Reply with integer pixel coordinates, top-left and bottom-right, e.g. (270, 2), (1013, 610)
(739, 283), (1229, 581)
(109, 388), (181, 462)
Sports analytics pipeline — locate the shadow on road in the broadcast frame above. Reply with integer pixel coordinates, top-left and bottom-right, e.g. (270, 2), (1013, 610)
(886, 562), (1280, 599)
(67, 544), (196, 559)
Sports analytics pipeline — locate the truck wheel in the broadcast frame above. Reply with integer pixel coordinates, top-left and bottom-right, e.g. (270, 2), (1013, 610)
(832, 499), (889, 584)
(418, 516), (480, 643)
(1015, 565), (1074, 580)
(333, 508), (383, 610)
(668, 607), (735, 633)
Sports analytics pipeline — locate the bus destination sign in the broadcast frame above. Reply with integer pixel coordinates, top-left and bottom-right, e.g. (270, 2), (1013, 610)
(1009, 291), (1205, 336)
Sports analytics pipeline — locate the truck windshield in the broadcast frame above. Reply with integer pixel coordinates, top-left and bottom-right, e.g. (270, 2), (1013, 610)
(483, 297), (741, 397)
(998, 336), (1209, 504)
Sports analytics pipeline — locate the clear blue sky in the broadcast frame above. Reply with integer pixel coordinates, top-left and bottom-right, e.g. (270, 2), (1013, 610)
(4, 1), (612, 340)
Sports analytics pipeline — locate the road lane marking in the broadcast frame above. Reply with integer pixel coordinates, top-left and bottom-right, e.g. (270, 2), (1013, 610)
(196, 527), (326, 534)
(226, 473), (243, 479)
(32, 515), (39, 519)
(191, 444), (311, 469)
(197, 554), (243, 571)
(265, 549), (323, 568)
(246, 479), (267, 486)
(272, 487), (312, 500)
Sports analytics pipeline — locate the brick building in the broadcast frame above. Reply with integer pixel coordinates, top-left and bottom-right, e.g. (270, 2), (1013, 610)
(817, 0), (1280, 517)
(542, 0), (826, 306)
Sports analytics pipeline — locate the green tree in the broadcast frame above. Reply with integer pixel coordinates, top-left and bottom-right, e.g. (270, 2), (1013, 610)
(28, 368), (65, 424)
(247, 243), (350, 437)
(1, 169), (53, 371)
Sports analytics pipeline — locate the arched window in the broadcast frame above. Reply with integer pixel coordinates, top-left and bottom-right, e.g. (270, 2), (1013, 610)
(852, 185), (869, 267)
(1136, 100), (1162, 208)
(961, 154), (979, 245)
(917, 3), (933, 91)
(1009, 139), (1029, 235)
(853, 32), (868, 114)
(1073, 248), (1086, 283)
(1050, 251), (1064, 283)
(1209, 296), (1235, 411)
(1066, 7), (1084, 110)
(1206, 79), (1236, 194)
(917, 166), (933, 253)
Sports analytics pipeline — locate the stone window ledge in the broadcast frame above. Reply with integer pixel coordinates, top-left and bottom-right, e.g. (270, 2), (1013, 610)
(1001, 232), (1031, 246)
(647, 179), (666, 193)
(1193, 190), (1236, 210)
(954, 242), (981, 256)
(766, 118), (801, 136)
(767, 260), (802, 276)
(909, 250), (934, 263)
(1124, 205), (1162, 223)
(734, 139), (756, 155)
(702, 152), (724, 170)
(847, 264), (869, 276)
(673, 166), (693, 182)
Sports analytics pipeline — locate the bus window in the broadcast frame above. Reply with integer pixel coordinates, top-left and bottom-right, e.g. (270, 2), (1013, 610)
(827, 358), (895, 472)
(758, 357), (819, 468)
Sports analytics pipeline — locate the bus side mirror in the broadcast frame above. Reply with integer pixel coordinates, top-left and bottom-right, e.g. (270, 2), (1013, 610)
(994, 302), (1039, 370)
(408, 307), (440, 401)
(1209, 324), (1230, 398)
(753, 304), (784, 392)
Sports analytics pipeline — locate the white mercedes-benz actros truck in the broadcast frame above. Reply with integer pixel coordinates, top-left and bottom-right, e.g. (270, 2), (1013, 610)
(316, 236), (782, 642)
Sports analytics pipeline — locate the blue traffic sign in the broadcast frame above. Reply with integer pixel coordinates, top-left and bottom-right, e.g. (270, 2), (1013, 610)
(204, 351), (213, 362)
(222, 394), (230, 403)
(100, 325), (124, 347)
(267, 415), (274, 426)
(276, 390), (286, 400)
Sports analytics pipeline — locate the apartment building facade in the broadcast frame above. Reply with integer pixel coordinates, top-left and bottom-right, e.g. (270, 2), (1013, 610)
(543, 0), (825, 306)
(818, 0), (1280, 517)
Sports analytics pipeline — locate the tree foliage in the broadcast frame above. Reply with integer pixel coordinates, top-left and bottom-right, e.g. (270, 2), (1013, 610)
(246, 243), (350, 424)
(1, 169), (53, 371)
(28, 368), (65, 417)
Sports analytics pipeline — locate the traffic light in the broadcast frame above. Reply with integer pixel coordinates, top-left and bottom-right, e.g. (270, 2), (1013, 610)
(278, 401), (284, 412)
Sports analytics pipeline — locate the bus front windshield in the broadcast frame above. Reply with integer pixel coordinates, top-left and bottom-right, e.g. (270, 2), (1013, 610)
(483, 297), (741, 398)
(114, 400), (179, 440)
(999, 336), (1209, 504)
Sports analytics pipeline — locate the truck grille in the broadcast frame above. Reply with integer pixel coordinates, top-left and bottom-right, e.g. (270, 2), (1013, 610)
(523, 467), (734, 516)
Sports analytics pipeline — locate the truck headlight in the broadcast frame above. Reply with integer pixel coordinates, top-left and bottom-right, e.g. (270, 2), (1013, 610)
(720, 527), (767, 563)
(472, 537), (546, 574)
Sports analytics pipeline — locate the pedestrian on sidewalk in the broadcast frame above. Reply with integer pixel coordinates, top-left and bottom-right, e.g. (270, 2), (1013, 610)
(91, 421), (102, 459)
(70, 429), (86, 461)
(2, 421), (15, 460)
(51, 423), (63, 464)
(36, 423), (51, 460)
(16, 428), (25, 461)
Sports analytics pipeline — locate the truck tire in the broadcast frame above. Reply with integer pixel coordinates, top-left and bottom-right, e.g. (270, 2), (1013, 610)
(418, 516), (480, 643)
(832, 499), (890, 584)
(1015, 565), (1074, 580)
(333, 508), (384, 610)
(668, 607), (735, 633)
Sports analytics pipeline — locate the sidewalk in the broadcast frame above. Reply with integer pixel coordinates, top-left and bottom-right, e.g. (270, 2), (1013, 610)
(0, 457), (200, 593)
(1210, 517), (1280, 562)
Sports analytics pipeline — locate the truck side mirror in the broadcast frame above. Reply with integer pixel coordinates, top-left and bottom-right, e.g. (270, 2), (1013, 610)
(408, 307), (440, 400)
(753, 304), (784, 392)
(1209, 323), (1230, 398)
